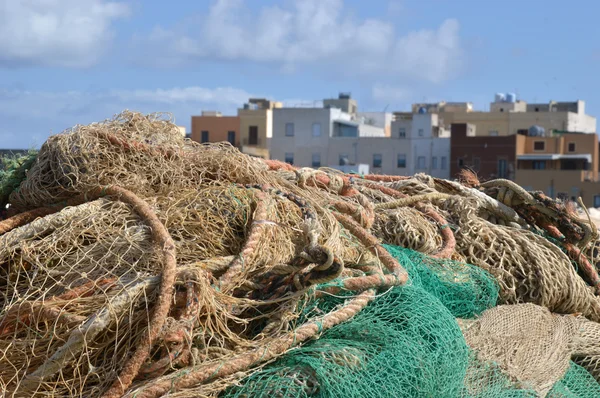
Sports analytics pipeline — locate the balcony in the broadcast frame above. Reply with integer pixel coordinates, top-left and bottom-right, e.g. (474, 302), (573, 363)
(242, 138), (262, 147)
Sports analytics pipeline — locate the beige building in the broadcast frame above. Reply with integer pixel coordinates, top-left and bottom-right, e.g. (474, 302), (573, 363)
(514, 132), (600, 207)
(414, 95), (596, 137)
(190, 111), (240, 146)
(238, 98), (282, 159)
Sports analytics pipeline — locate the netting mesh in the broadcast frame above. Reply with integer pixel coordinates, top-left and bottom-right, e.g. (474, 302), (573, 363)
(2, 111), (600, 397)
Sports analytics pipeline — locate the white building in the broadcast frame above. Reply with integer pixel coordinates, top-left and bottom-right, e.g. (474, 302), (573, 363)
(270, 104), (450, 179)
(270, 106), (387, 168)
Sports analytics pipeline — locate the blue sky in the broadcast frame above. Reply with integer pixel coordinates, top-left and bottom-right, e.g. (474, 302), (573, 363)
(1, 0), (599, 148)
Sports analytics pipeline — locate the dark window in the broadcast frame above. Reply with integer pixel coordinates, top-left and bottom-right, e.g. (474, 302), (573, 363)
(285, 123), (294, 137)
(500, 108), (504, 112)
(201, 131), (209, 143)
(517, 129), (528, 135)
(312, 153), (321, 168)
(441, 156), (448, 170)
(557, 192), (569, 201)
(498, 159), (508, 178)
(533, 160), (546, 169)
(249, 126), (258, 145)
(432, 157), (438, 169)
(473, 157), (481, 171)
(398, 128), (406, 138)
(373, 154), (382, 168)
(535, 107), (540, 112)
(397, 154), (406, 168)
(534, 141), (545, 151)
(568, 142), (576, 152)
(594, 195), (600, 208)
(284, 152), (294, 165)
(227, 131), (236, 145)
(339, 154), (349, 166)
(458, 158), (464, 167)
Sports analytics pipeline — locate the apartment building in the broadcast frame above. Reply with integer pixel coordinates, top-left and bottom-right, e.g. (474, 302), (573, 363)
(450, 123), (520, 180)
(190, 111), (240, 146)
(238, 98), (282, 159)
(415, 95), (596, 137)
(270, 105), (450, 178)
(515, 132), (600, 206)
(451, 122), (600, 207)
(270, 106), (359, 167)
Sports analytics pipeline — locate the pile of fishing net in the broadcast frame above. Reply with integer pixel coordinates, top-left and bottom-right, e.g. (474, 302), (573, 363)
(2, 111), (600, 397)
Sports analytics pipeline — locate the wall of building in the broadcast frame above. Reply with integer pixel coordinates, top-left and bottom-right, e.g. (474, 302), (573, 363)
(190, 115), (240, 145)
(450, 123), (520, 180)
(442, 111), (596, 137)
(567, 113), (596, 133)
(520, 133), (599, 179)
(357, 112), (393, 137)
(239, 109), (266, 145)
(358, 123), (386, 137)
(515, 170), (600, 207)
(270, 108), (336, 166)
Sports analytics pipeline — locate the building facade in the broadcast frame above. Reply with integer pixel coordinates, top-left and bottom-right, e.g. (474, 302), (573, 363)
(270, 107), (356, 168)
(515, 132), (600, 206)
(190, 112), (240, 146)
(451, 122), (600, 207)
(238, 98), (282, 159)
(415, 96), (596, 137)
(450, 123), (521, 181)
(270, 107), (450, 179)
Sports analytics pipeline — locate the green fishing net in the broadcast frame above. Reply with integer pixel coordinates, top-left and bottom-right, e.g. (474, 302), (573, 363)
(221, 245), (598, 398)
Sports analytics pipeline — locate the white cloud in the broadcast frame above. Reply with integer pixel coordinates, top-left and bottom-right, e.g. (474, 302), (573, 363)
(141, 0), (463, 83)
(0, 86), (254, 148)
(0, 0), (129, 68)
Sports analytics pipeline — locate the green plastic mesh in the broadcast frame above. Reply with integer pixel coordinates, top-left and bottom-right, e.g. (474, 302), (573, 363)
(223, 283), (469, 398)
(221, 245), (600, 398)
(548, 363), (600, 397)
(384, 245), (499, 318)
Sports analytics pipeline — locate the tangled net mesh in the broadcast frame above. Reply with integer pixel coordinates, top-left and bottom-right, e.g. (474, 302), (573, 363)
(2, 111), (600, 397)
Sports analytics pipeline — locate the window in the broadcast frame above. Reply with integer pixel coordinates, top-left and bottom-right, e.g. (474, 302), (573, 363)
(533, 160), (546, 170)
(373, 154), (382, 168)
(441, 156), (448, 170)
(473, 157), (481, 171)
(417, 156), (426, 169)
(312, 153), (321, 168)
(312, 123), (321, 137)
(418, 128), (424, 137)
(227, 131), (236, 146)
(594, 195), (600, 208)
(201, 130), (209, 143)
(249, 126), (258, 145)
(535, 107), (540, 112)
(489, 130), (499, 136)
(500, 108), (504, 112)
(284, 152), (294, 165)
(397, 154), (406, 168)
(517, 129), (528, 135)
(398, 128), (406, 138)
(432, 157), (438, 169)
(458, 158), (464, 168)
(568, 142), (576, 152)
(557, 192), (569, 201)
(533, 141), (545, 151)
(285, 123), (294, 137)
(339, 154), (349, 166)
(498, 159), (508, 178)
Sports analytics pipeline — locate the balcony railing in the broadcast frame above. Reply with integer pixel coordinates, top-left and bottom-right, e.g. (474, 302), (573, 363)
(242, 138), (262, 146)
